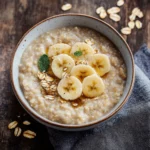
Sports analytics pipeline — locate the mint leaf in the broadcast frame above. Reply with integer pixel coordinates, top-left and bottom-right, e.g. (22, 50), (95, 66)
(38, 54), (50, 72)
(74, 50), (82, 57)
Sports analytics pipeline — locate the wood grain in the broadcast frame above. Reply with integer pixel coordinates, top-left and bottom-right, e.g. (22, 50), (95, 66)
(0, 0), (149, 149)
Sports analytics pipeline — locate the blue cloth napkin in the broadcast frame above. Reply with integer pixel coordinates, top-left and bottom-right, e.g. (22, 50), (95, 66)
(47, 44), (150, 150)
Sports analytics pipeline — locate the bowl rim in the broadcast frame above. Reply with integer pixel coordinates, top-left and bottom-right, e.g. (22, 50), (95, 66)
(10, 13), (135, 129)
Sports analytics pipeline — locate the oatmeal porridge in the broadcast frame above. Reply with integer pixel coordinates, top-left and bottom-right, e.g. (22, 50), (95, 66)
(19, 27), (126, 125)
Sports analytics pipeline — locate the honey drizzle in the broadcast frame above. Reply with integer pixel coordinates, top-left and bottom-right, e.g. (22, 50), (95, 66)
(45, 47), (49, 55)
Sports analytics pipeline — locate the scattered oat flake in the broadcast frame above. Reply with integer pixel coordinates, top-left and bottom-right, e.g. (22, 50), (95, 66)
(8, 121), (18, 129)
(129, 14), (136, 21)
(23, 130), (36, 139)
(135, 20), (142, 29)
(132, 7), (140, 16)
(117, 0), (124, 7)
(96, 6), (104, 14)
(61, 3), (72, 11)
(109, 13), (121, 22)
(137, 11), (144, 18)
(121, 27), (131, 35)
(14, 127), (22, 137)
(100, 11), (107, 19)
(23, 121), (31, 125)
(107, 7), (120, 14)
(128, 21), (135, 29)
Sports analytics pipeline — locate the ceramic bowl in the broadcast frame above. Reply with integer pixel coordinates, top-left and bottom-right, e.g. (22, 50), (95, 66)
(11, 14), (135, 131)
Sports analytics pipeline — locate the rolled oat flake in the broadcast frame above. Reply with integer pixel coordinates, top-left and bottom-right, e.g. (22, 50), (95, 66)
(61, 3), (72, 11)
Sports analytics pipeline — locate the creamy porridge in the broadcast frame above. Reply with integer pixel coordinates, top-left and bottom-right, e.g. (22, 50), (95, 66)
(19, 27), (126, 125)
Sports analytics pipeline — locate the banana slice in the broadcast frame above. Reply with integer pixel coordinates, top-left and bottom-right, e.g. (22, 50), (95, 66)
(57, 76), (82, 100)
(51, 54), (75, 79)
(71, 64), (96, 82)
(83, 74), (105, 98)
(88, 54), (111, 76)
(48, 43), (71, 57)
(70, 42), (94, 59)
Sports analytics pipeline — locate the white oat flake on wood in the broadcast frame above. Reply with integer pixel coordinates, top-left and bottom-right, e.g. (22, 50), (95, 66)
(107, 7), (120, 14)
(96, 6), (104, 14)
(109, 13), (121, 22)
(135, 20), (142, 29)
(117, 0), (124, 7)
(128, 21), (135, 29)
(100, 10), (107, 19)
(121, 27), (131, 35)
(61, 3), (72, 11)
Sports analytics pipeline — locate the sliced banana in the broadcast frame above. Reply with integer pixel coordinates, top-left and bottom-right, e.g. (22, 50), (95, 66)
(88, 54), (111, 76)
(71, 64), (96, 82)
(70, 42), (95, 59)
(48, 43), (71, 57)
(82, 74), (105, 98)
(51, 54), (75, 79)
(57, 76), (82, 100)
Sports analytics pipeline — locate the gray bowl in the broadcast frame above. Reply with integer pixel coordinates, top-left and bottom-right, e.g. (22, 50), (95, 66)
(11, 14), (135, 131)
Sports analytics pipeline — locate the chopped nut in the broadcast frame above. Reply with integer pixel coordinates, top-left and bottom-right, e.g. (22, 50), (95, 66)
(117, 0), (124, 6)
(45, 75), (54, 82)
(76, 60), (88, 65)
(50, 85), (57, 91)
(14, 127), (22, 137)
(93, 97), (99, 100)
(132, 7), (140, 16)
(119, 68), (126, 79)
(100, 10), (107, 19)
(109, 14), (121, 22)
(135, 20), (142, 29)
(94, 49), (99, 54)
(44, 95), (55, 100)
(96, 6), (104, 14)
(58, 97), (66, 104)
(62, 72), (68, 78)
(37, 72), (45, 80)
(41, 80), (49, 88)
(85, 39), (94, 45)
(23, 121), (31, 125)
(129, 14), (136, 21)
(128, 21), (135, 29)
(107, 7), (120, 14)
(63, 67), (68, 71)
(61, 3), (72, 11)
(72, 102), (78, 107)
(121, 27), (131, 35)
(137, 11), (144, 18)
(8, 121), (18, 129)
(23, 130), (36, 139)
(52, 56), (55, 60)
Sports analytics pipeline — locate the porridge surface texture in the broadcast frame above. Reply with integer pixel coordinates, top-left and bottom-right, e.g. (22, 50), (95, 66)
(19, 27), (126, 125)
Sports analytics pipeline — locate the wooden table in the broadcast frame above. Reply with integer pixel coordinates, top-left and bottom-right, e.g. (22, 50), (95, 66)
(0, 0), (149, 149)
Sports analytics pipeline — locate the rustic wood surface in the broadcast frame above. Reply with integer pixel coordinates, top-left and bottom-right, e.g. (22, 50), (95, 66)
(0, 0), (149, 149)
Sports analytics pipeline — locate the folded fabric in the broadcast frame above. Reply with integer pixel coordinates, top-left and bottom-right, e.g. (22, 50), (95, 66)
(47, 44), (150, 150)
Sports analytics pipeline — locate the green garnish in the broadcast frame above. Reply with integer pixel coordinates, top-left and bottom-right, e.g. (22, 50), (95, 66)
(38, 54), (50, 72)
(74, 50), (82, 57)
